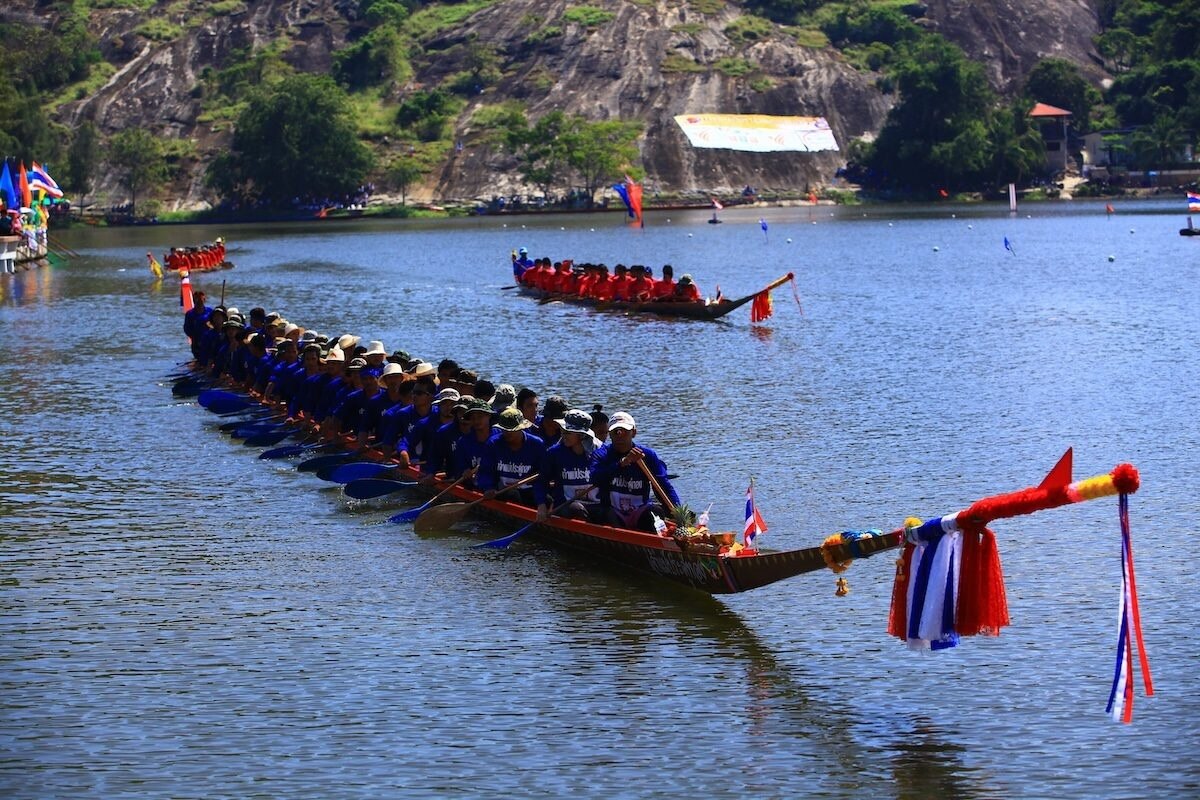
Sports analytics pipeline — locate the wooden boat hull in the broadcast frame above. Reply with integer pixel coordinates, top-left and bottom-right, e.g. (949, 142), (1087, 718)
(168, 261), (235, 272)
(381, 462), (903, 594)
(517, 285), (754, 320)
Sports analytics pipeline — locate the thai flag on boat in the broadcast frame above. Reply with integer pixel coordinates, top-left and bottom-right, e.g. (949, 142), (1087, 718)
(28, 162), (63, 199)
(743, 481), (767, 547)
(1187, 191), (1200, 212)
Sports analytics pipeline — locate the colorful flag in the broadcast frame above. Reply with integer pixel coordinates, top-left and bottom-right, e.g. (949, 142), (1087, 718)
(1188, 191), (1200, 212)
(1003, 236), (1015, 255)
(743, 481), (767, 547)
(28, 162), (63, 199)
(711, 197), (723, 210)
(0, 161), (15, 209)
(17, 161), (32, 209)
(750, 290), (774, 324)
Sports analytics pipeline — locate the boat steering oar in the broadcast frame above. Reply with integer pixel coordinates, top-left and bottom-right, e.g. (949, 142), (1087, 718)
(343, 477), (421, 500)
(472, 484), (594, 549)
(389, 470), (475, 524)
(414, 473), (539, 533)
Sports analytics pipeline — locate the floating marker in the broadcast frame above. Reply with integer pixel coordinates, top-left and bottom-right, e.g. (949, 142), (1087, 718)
(1108, 255), (1116, 262)
(688, 233), (693, 237)
(968, 224), (973, 229)
(933, 246), (940, 252)
(786, 238), (792, 243)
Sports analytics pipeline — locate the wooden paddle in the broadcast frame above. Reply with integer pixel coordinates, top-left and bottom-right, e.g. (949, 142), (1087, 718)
(389, 469), (475, 524)
(413, 473), (539, 533)
(636, 457), (677, 514)
(472, 484), (594, 549)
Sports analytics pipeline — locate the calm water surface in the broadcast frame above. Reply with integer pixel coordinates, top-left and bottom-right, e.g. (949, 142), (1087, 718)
(2, 201), (1197, 798)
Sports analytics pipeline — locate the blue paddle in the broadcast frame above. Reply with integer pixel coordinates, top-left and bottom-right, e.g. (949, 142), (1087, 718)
(472, 488), (592, 549)
(233, 421), (285, 438)
(389, 472), (473, 524)
(198, 389), (253, 414)
(297, 452), (356, 473)
(343, 477), (420, 500)
(219, 415), (279, 432)
(243, 428), (299, 447)
(327, 461), (405, 484)
(259, 442), (329, 460)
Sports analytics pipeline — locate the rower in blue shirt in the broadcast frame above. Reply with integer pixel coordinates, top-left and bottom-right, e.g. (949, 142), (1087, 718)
(535, 409), (600, 521)
(512, 246), (534, 280)
(591, 412), (680, 531)
(453, 398), (498, 488)
(477, 407), (545, 507)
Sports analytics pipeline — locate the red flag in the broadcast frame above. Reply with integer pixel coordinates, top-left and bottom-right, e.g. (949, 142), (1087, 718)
(625, 175), (643, 227)
(711, 197), (724, 210)
(18, 161), (31, 208)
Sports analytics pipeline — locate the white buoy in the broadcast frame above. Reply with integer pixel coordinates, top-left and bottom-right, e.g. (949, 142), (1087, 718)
(1130, 229), (1135, 234)
(933, 246), (940, 252)
(590, 228), (595, 232)
(967, 224), (973, 229)
(812, 220), (817, 225)
(1108, 255), (1116, 262)
(786, 238), (792, 243)
(502, 223), (507, 228)
(951, 214), (956, 218)
(888, 222), (893, 227)
(560, 226), (565, 230)
(688, 233), (693, 237)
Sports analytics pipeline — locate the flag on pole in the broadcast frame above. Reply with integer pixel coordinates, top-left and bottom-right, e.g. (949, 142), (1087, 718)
(1187, 191), (1200, 212)
(613, 176), (643, 227)
(28, 162), (63, 199)
(743, 480), (768, 547)
(0, 161), (16, 209)
(1003, 236), (1015, 255)
(759, 218), (768, 243)
(711, 197), (724, 210)
(17, 161), (32, 209)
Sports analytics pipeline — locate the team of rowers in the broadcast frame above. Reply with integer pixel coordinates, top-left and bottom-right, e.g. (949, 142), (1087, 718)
(157, 238), (227, 271)
(185, 292), (684, 532)
(512, 247), (704, 303)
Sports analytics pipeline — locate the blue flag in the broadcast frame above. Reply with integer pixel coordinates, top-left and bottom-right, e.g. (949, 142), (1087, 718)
(612, 182), (634, 220)
(760, 218), (768, 232)
(1004, 236), (1015, 255)
(0, 161), (16, 209)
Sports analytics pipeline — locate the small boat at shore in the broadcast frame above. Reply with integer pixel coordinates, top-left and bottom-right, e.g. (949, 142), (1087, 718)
(516, 272), (795, 321)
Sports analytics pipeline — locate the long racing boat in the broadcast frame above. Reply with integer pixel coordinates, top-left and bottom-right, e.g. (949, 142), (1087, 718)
(515, 272), (796, 321)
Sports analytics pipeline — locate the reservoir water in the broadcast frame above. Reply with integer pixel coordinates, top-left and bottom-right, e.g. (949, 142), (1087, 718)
(2, 200), (1197, 798)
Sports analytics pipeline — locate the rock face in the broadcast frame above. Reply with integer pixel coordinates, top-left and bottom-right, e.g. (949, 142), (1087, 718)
(7, 0), (1107, 207)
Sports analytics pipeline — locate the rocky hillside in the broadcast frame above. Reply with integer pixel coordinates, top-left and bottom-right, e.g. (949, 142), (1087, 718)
(5, 0), (1107, 208)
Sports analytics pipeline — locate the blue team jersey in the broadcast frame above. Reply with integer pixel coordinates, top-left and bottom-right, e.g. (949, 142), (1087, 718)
(453, 431), (494, 484)
(535, 443), (598, 506)
(400, 411), (449, 463)
(426, 419), (466, 475)
(591, 443), (680, 512)
(477, 431), (545, 493)
(379, 403), (429, 450)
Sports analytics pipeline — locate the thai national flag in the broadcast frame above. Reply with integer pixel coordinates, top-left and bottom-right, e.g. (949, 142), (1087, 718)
(1187, 191), (1200, 212)
(28, 162), (63, 199)
(743, 482), (768, 547)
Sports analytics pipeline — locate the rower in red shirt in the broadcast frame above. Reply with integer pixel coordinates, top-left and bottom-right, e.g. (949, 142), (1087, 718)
(673, 273), (702, 302)
(590, 265), (614, 301)
(575, 264), (596, 297)
(611, 265), (632, 301)
(628, 265), (655, 301)
(654, 265), (676, 299)
(555, 261), (578, 294)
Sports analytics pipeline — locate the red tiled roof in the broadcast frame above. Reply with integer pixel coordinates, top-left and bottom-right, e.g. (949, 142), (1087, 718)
(1030, 102), (1073, 117)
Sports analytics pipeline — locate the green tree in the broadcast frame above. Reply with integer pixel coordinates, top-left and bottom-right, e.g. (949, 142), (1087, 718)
(987, 103), (1046, 189)
(1130, 112), (1186, 168)
(862, 36), (993, 193)
(506, 110), (570, 199)
(223, 74), (374, 206)
(0, 82), (60, 164)
(1023, 58), (1099, 131)
(388, 158), (425, 205)
(65, 122), (99, 209)
(561, 118), (642, 205)
(107, 129), (166, 218)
